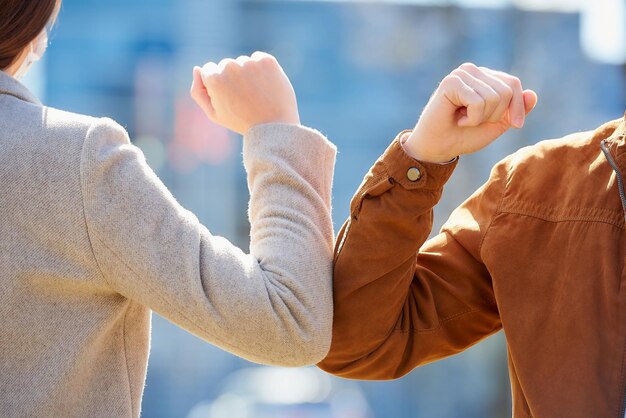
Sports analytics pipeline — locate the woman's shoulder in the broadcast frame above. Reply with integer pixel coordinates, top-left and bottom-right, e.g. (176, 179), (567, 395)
(43, 106), (127, 140)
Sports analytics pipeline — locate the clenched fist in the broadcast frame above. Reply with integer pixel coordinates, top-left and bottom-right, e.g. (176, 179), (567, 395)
(403, 63), (538, 163)
(190, 52), (300, 135)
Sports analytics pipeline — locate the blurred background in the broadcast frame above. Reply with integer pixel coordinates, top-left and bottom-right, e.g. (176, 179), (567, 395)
(22, 0), (626, 416)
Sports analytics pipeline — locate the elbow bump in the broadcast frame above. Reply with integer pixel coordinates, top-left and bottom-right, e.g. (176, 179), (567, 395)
(303, 315), (333, 363)
(302, 328), (332, 365)
(272, 325), (332, 367)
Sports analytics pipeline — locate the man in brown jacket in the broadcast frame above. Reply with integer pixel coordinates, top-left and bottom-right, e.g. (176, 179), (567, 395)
(319, 63), (626, 418)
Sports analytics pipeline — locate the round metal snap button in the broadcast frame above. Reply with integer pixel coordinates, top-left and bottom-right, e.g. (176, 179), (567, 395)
(407, 167), (421, 182)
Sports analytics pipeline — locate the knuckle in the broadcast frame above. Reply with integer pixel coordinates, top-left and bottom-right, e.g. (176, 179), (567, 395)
(486, 91), (500, 105)
(450, 68), (467, 78)
(251, 51), (270, 63)
(465, 90), (481, 103)
(202, 73), (219, 86)
(467, 95), (484, 108)
(459, 62), (478, 72)
(474, 97), (487, 110)
(220, 58), (237, 70)
(507, 75), (522, 89)
(200, 64), (214, 77)
(259, 58), (274, 69)
(501, 85), (514, 100)
(441, 74), (462, 87)
(476, 66), (491, 77)
(259, 54), (278, 66)
(261, 52), (277, 61)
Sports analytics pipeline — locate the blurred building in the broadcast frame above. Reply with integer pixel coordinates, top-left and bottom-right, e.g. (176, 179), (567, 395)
(33, 0), (626, 417)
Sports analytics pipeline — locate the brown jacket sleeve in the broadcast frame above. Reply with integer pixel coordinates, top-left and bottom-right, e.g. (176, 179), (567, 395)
(319, 132), (507, 380)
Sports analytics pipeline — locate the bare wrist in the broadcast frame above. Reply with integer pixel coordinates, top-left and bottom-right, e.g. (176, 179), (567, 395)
(257, 114), (301, 128)
(401, 132), (456, 164)
(245, 118), (301, 135)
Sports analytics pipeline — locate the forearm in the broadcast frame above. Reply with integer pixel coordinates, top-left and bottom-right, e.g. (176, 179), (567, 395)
(236, 123), (337, 364)
(83, 119), (337, 367)
(321, 63), (533, 378)
(320, 132), (457, 371)
(177, 123), (337, 366)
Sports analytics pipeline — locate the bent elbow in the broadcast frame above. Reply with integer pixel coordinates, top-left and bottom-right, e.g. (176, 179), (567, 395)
(269, 320), (332, 367)
(298, 325), (332, 365)
(259, 269), (333, 367)
(317, 339), (410, 381)
(317, 357), (406, 381)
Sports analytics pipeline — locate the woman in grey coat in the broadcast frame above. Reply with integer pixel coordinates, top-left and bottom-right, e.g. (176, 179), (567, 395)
(0, 1), (336, 416)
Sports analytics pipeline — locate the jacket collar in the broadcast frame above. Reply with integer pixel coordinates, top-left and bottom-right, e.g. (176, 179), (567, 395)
(606, 111), (626, 154)
(600, 111), (626, 177)
(0, 70), (42, 106)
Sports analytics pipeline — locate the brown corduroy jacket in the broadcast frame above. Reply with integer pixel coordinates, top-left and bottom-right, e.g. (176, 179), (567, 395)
(319, 115), (626, 417)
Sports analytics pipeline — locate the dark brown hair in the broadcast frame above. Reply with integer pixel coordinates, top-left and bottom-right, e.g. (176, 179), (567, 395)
(0, 0), (60, 69)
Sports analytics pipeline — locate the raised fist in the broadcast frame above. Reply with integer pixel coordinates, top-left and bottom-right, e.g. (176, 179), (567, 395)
(403, 63), (538, 163)
(191, 52), (300, 135)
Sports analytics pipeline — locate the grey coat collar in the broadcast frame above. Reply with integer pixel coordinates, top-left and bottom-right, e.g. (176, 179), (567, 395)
(0, 70), (42, 106)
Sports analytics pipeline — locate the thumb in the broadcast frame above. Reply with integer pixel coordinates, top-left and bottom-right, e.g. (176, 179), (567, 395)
(523, 89), (538, 115)
(190, 66), (216, 118)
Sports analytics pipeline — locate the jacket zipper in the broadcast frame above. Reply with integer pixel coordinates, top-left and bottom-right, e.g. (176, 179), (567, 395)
(600, 140), (626, 418)
(601, 140), (626, 222)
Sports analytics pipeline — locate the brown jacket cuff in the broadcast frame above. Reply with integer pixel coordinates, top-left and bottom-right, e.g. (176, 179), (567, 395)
(380, 131), (458, 191)
(349, 131), (459, 218)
